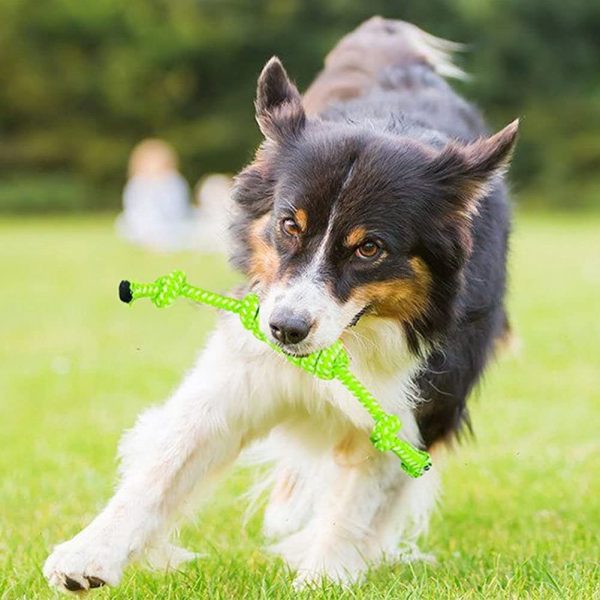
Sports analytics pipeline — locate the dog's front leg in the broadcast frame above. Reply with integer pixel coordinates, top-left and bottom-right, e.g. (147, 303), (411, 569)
(44, 318), (278, 593)
(272, 428), (432, 589)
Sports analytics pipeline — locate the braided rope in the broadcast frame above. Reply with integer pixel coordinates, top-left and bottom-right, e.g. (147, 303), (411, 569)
(334, 368), (431, 477)
(122, 270), (431, 477)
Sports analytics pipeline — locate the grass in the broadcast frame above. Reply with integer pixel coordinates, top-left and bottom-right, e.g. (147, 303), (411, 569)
(0, 214), (598, 599)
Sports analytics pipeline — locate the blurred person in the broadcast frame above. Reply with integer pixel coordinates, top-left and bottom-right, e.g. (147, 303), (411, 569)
(191, 173), (233, 253)
(115, 139), (192, 251)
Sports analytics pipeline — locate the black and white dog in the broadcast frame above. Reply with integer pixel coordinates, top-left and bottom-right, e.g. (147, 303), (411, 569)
(44, 17), (517, 592)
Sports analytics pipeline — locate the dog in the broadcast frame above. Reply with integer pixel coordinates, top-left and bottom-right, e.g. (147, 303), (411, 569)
(44, 17), (518, 592)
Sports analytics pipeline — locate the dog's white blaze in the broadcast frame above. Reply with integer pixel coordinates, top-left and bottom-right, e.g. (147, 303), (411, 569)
(259, 205), (364, 354)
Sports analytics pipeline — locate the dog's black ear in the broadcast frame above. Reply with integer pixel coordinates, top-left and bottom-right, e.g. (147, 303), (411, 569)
(428, 119), (519, 218)
(422, 120), (518, 260)
(256, 57), (306, 142)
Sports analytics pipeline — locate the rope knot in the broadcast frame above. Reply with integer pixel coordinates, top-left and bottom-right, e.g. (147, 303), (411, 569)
(151, 270), (186, 308)
(238, 293), (261, 335)
(370, 413), (402, 452)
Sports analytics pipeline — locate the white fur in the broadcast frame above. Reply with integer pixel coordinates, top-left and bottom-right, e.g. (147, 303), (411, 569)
(44, 308), (438, 592)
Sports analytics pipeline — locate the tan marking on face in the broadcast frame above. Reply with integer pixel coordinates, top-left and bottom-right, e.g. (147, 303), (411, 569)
(294, 208), (308, 232)
(248, 213), (280, 285)
(352, 257), (431, 321)
(344, 226), (367, 248)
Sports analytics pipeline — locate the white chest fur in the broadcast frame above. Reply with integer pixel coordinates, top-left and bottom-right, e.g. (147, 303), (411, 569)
(217, 312), (424, 447)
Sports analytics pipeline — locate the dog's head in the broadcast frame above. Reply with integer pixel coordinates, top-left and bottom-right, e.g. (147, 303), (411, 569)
(231, 57), (518, 356)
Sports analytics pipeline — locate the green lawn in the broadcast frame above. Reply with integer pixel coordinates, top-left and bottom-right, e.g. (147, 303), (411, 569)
(0, 215), (598, 599)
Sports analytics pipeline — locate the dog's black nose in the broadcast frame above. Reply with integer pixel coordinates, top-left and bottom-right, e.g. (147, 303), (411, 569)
(269, 314), (311, 345)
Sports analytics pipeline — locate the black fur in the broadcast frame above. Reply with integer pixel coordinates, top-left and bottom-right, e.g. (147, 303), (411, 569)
(231, 42), (517, 448)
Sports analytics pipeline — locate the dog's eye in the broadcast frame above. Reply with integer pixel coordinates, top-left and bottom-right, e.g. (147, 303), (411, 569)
(281, 218), (301, 237)
(355, 241), (381, 260)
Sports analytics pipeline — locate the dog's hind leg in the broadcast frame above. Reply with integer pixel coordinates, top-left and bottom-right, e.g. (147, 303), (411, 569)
(262, 463), (315, 540)
(254, 426), (324, 540)
(267, 432), (392, 587)
(370, 463), (440, 564)
(270, 427), (439, 588)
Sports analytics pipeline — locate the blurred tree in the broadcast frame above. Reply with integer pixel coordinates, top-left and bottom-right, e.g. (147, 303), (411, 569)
(0, 0), (598, 211)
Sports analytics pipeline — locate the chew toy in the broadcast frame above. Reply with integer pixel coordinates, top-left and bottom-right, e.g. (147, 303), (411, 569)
(119, 270), (431, 478)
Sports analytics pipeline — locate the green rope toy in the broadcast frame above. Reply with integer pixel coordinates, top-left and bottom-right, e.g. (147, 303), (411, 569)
(118, 270), (431, 478)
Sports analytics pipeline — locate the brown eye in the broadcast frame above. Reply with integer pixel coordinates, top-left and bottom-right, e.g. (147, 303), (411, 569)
(355, 240), (381, 260)
(281, 218), (301, 237)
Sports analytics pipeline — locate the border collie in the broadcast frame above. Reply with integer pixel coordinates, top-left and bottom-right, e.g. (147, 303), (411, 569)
(44, 17), (518, 592)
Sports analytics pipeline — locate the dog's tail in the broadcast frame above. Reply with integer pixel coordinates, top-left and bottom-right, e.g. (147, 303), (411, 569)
(303, 16), (466, 115)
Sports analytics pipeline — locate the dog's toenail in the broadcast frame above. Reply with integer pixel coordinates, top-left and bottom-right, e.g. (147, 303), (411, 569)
(63, 576), (84, 591)
(86, 576), (106, 588)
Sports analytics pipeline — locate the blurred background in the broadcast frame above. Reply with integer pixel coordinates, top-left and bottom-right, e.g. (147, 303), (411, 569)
(1, 0), (600, 214)
(1, 2), (599, 597)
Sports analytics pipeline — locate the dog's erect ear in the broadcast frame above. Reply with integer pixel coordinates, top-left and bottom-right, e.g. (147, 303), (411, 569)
(429, 119), (519, 217)
(256, 57), (300, 114)
(422, 120), (518, 260)
(255, 57), (306, 142)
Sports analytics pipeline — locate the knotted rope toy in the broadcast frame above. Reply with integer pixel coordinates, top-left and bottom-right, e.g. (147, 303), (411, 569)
(119, 270), (432, 478)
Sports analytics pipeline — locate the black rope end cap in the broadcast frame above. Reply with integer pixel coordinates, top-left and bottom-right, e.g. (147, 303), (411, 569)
(119, 280), (133, 304)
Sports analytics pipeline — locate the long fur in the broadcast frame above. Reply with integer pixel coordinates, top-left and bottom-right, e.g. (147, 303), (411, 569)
(44, 17), (516, 592)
